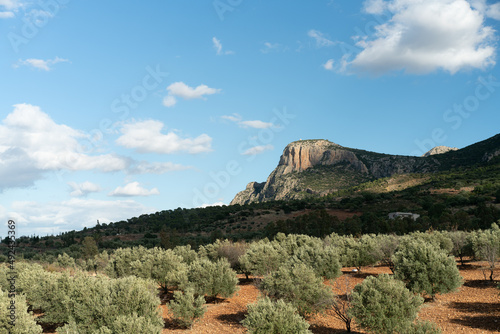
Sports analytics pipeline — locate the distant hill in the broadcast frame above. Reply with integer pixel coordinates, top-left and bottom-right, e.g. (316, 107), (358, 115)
(8, 134), (500, 259)
(231, 134), (500, 205)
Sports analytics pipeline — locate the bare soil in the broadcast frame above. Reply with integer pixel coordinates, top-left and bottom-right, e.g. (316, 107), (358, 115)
(160, 260), (500, 334)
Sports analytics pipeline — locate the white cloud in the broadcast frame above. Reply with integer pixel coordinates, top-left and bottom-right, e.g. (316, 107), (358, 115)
(15, 57), (70, 71)
(4, 198), (153, 234)
(128, 161), (192, 174)
(472, 0), (500, 20)
(487, 3), (500, 19)
(162, 95), (177, 107)
(0, 104), (128, 191)
(242, 144), (274, 155)
(222, 113), (274, 129)
(221, 114), (242, 122)
(323, 59), (335, 70)
(163, 82), (221, 107)
(109, 182), (160, 197)
(212, 37), (234, 55)
(0, 11), (13, 18)
(68, 181), (101, 197)
(239, 120), (274, 129)
(349, 0), (496, 74)
(308, 29), (336, 47)
(363, 0), (387, 14)
(260, 42), (287, 53)
(0, 0), (22, 10)
(116, 119), (212, 154)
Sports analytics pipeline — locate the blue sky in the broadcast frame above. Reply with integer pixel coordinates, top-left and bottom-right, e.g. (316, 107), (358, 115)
(1, 0), (499, 236)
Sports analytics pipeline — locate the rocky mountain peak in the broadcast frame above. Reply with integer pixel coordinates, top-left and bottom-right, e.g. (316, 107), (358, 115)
(277, 140), (343, 175)
(422, 146), (458, 157)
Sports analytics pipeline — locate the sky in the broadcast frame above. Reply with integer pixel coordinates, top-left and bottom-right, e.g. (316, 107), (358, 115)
(0, 0), (500, 237)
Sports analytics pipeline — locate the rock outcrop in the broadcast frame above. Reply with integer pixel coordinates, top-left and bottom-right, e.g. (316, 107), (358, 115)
(422, 146), (458, 157)
(231, 140), (436, 205)
(230, 134), (500, 205)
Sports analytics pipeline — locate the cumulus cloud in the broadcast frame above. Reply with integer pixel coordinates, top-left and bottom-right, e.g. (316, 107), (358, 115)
(109, 182), (160, 197)
(308, 29), (336, 47)
(487, 3), (500, 20)
(68, 181), (101, 197)
(323, 59), (335, 70)
(348, 0), (496, 74)
(0, 104), (128, 191)
(116, 119), (212, 154)
(212, 37), (234, 55)
(162, 82), (221, 107)
(242, 144), (274, 155)
(4, 198), (153, 234)
(14, 57), (69, 71)
(222, 113), (274, 129)
(0, 0), (22, 10)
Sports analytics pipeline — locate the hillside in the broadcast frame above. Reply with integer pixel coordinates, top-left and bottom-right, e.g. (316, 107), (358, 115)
(231, 134), (500, 205)
(5, 134), (500, 260)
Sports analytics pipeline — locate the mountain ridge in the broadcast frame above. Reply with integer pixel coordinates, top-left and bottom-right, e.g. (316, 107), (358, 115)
(230, 134), (500, 205)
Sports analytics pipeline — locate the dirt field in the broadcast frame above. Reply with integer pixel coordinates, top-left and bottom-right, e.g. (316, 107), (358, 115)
(161, 260), (500, 334)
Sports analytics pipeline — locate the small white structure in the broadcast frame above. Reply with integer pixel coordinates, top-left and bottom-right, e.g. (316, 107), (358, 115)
(388, 212), (420, 221)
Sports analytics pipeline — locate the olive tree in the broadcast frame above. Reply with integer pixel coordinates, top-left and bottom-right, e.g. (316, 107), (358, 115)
(470, 223), (500, 281)
(239, 240), (287, 276)
(108, 246), (187, 292)
(350, 274), (424, 334)
(186, 258), (238, 300)
(242, 297), (312, 334)
(447, 230), (473, 267)
(169, 288), (206, 328)
(0, 289), (42, 334)
(393, 240), (462, 299)
(260, 262), (334, 317)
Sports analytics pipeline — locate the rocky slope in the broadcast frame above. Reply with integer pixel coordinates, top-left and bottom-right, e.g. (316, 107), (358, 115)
(230, 134), (500, 205)
(422, 146), (458, 157)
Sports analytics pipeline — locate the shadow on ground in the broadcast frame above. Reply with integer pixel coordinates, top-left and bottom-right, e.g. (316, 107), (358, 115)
(216, 310), (246, 326)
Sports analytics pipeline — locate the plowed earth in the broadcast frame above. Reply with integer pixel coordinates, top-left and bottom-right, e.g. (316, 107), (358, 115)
(161, 260), (499, 334)
(43, 260), (499, 334)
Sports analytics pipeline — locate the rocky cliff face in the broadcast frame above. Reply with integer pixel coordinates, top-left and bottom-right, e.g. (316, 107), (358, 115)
(231, 140), (436, 205)
(230, 134), (500, 205)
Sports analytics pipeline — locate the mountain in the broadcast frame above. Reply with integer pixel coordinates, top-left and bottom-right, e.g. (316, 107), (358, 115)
(231, 134), (500, 205)
(422, 146), (458, 157)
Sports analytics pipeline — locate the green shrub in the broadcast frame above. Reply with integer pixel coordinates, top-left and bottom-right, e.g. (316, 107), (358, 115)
(0, 289), (42, 334)
(288, 245), (342, 279)
(169, 288), (206, 328)
(393, 240), (463, 299)
(447, 230), (473, 267)
(470, 223), (500, 281)
(350, 274), (423, 334)
(241, 297), (312, 334)
(56, 253), (76, 268)
(260, 262), (334, 317)
(107, 246), (187, 291)
(410, 320), (442, 334)
(325, 233), (379, 270)
(173, 245), (198, 264)
(16, 265), (163, 333)
(239, 240), (287, 276)
(186, 258), (238, 299)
